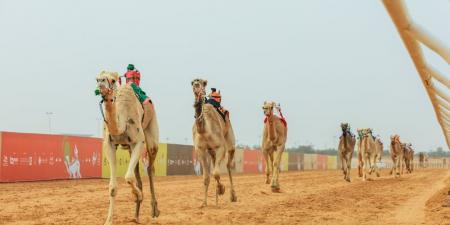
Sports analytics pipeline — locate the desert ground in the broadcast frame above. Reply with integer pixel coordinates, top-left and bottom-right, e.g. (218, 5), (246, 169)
(0, 169), (449, 225)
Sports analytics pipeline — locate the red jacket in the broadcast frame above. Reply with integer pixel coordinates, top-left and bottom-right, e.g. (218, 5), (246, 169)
(124, 70), (141, 86)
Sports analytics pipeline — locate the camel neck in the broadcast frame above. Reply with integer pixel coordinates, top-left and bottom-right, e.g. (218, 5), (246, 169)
(342, 130), (348, 149)
(194, 97), (205, 133)
(103, 95), (121, 135)
(267, 114), (276, 141)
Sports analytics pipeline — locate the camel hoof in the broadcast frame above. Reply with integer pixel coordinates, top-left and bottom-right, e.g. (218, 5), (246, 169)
(200, 202), (207, 208)
(345, 178), (351, 182)
(151, 201), (160, 218)
(217, 184), (225, 196)
(271, 187), (281, 193)
(271, 184), (281, 193)
(265, 180), (270, 185)
(132, 218), (140, 224)
(376, 173), (380, 178)
(230, 191), (237, 202)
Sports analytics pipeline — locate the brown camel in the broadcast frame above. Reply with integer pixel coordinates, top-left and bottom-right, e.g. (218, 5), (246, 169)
(191, 78), (237, 207)
(403, 143), (414, 173)
(373, 137), (383, 177)
(261, 101), (288, 191)
(358, 128), (378, 181)
(96, 71), (160, 225)
(419, 152), (428, 168)
(338, 123), (355, 182)
(389, 134), (404, 178)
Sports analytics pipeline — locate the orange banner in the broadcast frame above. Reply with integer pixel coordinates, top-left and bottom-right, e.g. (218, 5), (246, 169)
(0, 132), (102, 182)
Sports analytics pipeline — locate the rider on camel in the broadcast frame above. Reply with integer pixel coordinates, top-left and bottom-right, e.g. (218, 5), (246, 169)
(122, 64), (151, 105)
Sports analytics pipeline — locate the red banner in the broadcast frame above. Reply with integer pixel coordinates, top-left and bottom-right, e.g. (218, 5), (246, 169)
(243, 149), (265, 174)
(0, 132), (102, 182)
(317, 154), (328, 170)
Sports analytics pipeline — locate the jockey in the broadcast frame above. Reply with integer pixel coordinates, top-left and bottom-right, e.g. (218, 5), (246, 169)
(207, 88), (222, 109)
(122, 64), (151, 105)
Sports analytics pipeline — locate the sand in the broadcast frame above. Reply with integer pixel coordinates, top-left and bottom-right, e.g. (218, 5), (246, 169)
(0, 169), (449, 225)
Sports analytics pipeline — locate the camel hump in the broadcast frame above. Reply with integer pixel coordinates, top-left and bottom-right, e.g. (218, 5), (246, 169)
(116, 84), (138, 101)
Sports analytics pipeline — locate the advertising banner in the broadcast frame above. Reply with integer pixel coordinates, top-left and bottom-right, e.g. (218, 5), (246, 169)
(288, 152), (304, 171)
(0, 132), (2, 180)
(167, 144), (194, 176)
(243, 149), (265, 174)
(303, 154), (316, 170)
(233, 149), (244, 173)
(327, 156), (337, 170)
(316, 154), (324, 170)
(102, 143), (167, 178)
(280, 152), (289, 172)
(1, 132), (102, 182)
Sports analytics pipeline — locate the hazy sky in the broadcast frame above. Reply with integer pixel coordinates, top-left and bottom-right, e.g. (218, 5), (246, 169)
(0, 0), (449, 151)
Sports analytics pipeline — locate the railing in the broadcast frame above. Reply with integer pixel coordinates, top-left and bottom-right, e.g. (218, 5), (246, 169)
(382, 0), (450, 149)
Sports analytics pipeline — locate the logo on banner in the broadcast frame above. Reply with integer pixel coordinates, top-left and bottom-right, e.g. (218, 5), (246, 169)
(64, 144), (82, 179)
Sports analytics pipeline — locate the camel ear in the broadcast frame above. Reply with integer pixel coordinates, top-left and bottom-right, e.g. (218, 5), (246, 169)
(203, 80), (208, 87)
(191, 80), (194, 86)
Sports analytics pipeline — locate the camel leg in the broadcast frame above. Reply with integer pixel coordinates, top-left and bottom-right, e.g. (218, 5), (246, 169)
(226, 148), (237, 202)
(125, 142), (144, 219)
(146, 146), (160, 218)
(341, 153), (348, 180)
(358, 152), (363, 178)
(362, 155), (368, 182)
(133, 161), (143, 223)
(346, 155), (352, 182)
(271, 147), (283, 192)
(399, 156), (403, 177)
(371, 154), (379, 178)
(375, 156), (380, 177)
(262, 149), (271, 184)
(104, 142), (117, 225)
(198, 149), (210, 207)
(390, 156), (395, 176)
(212, 146), (226, 206)
(344, 152), (352, 182)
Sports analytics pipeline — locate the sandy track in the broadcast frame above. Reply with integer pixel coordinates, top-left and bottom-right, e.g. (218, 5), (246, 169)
(0, 169), (449, 225)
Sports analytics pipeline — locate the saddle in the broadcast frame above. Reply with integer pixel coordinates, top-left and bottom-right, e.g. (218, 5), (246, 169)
(205, 99), (228, 122)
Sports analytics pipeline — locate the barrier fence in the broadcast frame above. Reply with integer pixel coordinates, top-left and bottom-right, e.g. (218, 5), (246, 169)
(1, 132), (449, 182)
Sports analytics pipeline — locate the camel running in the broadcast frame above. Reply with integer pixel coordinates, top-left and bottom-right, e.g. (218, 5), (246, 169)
(403, 143), (414, 173)
(96, 71), (160, 225)
(358, 128), (378, 181)
(191, 78), (237, 207)
(389, 134), (404, 178)
(261, 101), (288, 191)
(373, 136), (383, 177)
(338, 123), (355, 182)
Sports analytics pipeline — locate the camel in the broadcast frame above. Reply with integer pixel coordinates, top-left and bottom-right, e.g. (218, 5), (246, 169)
(356, 131), (363, 178)
(191, 78), (237, 207)
(96, 71), (160, 225)
(261, 101), (288, 191)
(357, 128), (378, 181)
(389, 134), (404, 178)
(374, 137), (383, 177)
(338, 123), (355, 182)
(419, 152), (428, 168)
(403, 143), (414, 173)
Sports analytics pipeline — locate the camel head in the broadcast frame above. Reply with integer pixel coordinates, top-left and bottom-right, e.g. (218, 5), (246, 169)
(359, 128), (373, 139)
(340, 123), (350, 133)
(191, 78), (207, 101)
(262, 101), (276, 116)
(96, 71), (119, 98)
(390, 134), (401, 145)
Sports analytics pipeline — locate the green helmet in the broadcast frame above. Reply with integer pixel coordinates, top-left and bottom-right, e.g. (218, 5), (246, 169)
(127, 64), (135, 71)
